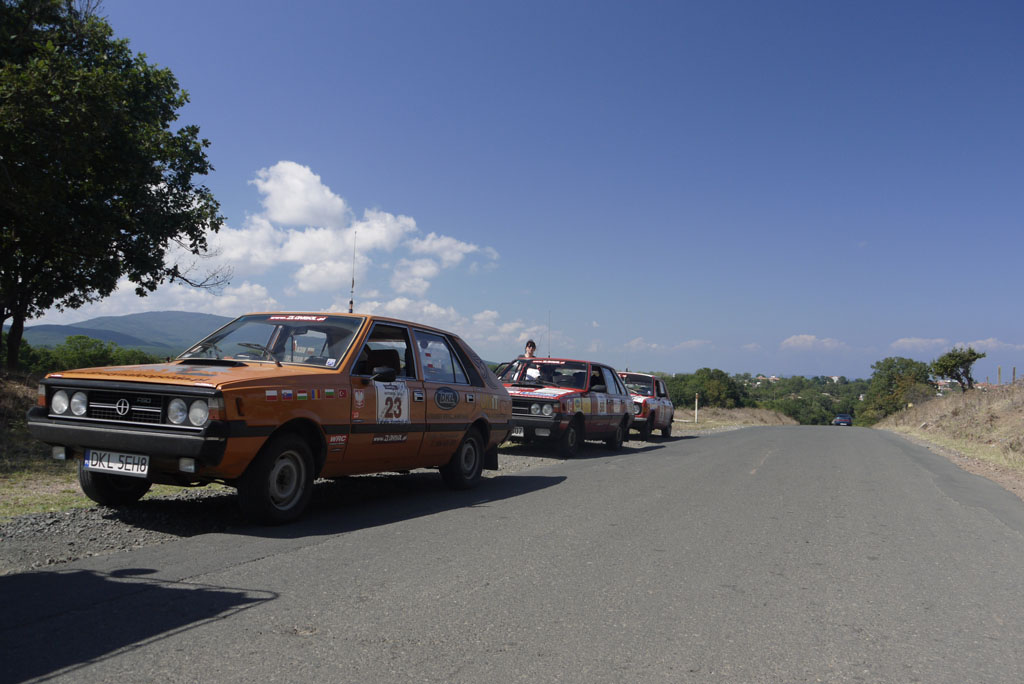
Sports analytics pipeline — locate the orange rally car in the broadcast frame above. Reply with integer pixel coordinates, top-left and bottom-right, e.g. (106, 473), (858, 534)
(26, 312), (511, 523)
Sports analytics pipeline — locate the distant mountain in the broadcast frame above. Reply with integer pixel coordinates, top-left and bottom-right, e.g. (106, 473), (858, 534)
(17, 311), (233, 357)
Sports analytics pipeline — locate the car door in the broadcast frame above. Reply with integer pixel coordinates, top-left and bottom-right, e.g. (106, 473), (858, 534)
(655, 378), (673, 428)
(345, 322), (426, 473)
(412, 329), (479, 467)
(601, 365), (629, 431)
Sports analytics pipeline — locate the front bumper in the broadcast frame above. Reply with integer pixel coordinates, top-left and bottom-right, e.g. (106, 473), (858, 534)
(26, 406), (229, 465)
(508, 414), (567, 440)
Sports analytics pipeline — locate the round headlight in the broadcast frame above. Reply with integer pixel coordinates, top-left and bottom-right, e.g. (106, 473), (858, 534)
(188, 399), (209, 426)
(70, 391), (88, 416)
(52, 390), (69, 415)
(530, 403), (541, 415)
(541, 403), (554, 417)
(168, 398), (188, 425)
(633, 403), (642, 415)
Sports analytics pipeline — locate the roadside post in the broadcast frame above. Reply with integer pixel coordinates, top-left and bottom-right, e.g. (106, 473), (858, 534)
(695, 393), (699, 424)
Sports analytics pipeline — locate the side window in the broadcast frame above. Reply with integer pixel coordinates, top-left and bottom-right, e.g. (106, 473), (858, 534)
(600, 367), (621, 395)
(657, 380), (668, 398)
(415, 330), (469, 385)
(353, 324), (416, 378)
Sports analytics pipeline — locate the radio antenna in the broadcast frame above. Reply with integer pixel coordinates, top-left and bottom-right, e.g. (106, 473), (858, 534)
(348, 230), (357, 313)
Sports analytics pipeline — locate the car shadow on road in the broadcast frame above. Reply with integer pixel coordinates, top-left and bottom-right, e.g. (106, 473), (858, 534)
(95, 471), (567, 540)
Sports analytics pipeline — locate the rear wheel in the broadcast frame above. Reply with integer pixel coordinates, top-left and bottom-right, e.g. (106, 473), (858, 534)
(662, 418), (673, 437)
(78, 462), (152, 506)
(440, 428), (484, 489)
(605, 417), (626, 450)
(560, 419), (582, 458)
(237, 433), (314, 524)
(637, 416), (652, 441)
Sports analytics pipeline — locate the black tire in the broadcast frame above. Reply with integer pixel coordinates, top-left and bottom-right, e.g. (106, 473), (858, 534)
(440, 428), (484, 489)
(560, 418), (582, 458)
(78, 461), (152, 506)
(662, 419), (673, 438)
(605, 417), (626, 450)
(637, 416), (652, 441)
(237, 433), (314, 524)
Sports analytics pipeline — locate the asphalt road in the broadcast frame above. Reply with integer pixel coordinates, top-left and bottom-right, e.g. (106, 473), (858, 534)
(4, 426), (1024, 683)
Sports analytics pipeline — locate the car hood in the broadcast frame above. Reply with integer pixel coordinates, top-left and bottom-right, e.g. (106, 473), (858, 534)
(504, 385), (581, 400)
(45, 361), (338, 389)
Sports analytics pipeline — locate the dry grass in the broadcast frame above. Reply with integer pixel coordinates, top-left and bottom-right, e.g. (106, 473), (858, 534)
(674, 406), (799, 431)
(876, 382), (1024, 471)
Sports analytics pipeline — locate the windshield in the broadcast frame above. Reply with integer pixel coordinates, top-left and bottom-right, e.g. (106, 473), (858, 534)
(498, 359), (589, 389)
(620, 373), (654, 396)
(179, 314), (365, 369)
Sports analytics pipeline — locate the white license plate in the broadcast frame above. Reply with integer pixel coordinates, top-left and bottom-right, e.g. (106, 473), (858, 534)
(84, 449), (150, 478)
(511, 426), (525, 437)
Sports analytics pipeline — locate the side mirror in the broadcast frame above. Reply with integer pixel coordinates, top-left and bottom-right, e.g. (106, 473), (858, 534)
(372, 366), (398, 382)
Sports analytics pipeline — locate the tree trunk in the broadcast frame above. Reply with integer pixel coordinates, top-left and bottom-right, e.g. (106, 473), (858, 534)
(4, 307), (26, 373)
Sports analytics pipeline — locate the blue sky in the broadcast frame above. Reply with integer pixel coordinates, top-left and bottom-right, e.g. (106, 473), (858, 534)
(34, 0), (1024, 381)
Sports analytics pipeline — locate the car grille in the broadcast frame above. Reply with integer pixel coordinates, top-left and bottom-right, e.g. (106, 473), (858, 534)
(86, 390), (165, 425)
(511, 399), (534, 416)
(511, 398), (559, 416)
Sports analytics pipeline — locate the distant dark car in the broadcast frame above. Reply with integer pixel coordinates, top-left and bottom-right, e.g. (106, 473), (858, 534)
(832, 414), (853, 426)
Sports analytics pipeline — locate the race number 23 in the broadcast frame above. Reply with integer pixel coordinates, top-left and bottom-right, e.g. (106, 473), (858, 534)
(375, 382), (410, 424)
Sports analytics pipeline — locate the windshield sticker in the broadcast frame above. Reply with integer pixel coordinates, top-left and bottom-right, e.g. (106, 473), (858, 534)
(269, 315), (328, 322)
(376, 381), (410, 423)
(327, 358), (337, 367)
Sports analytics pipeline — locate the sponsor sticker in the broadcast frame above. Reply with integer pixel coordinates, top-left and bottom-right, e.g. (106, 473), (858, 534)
(326, 358), (337, 367)
(328, 435), (348, 446)
(373, 433), (408, 444)
(434, 387), (459, 411)
(354, 390), (365, 409)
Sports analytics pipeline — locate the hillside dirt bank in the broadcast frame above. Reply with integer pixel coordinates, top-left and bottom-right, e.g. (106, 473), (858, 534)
(877, 382), (1024, 503)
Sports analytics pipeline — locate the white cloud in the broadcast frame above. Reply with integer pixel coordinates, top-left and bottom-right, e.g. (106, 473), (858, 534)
(351, 209), (418, 252)
(591, 321), (600, 328)
(208, 215), (285, 270)
(250, 161), (348, 227)
(408, 232), (479, 268)
(956, 338), (1024, 352)
(359, 297), (466, 331)
(742, 342), (761, 352)
(626, 337), (661, 352)
(780, 334), (849, 351)
(674, 339), (712, 350)
(391, 258), (441, 294)
(890, 337), (949, 352)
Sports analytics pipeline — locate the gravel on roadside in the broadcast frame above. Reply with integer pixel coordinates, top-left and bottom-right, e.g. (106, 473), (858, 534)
(0, 444), (574, 576)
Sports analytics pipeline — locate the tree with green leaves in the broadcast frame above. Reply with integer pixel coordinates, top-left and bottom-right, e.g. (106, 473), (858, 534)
(0, 0), (226, 371)
(860, 356), (935, 423)
(931, 346), (986, 392)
